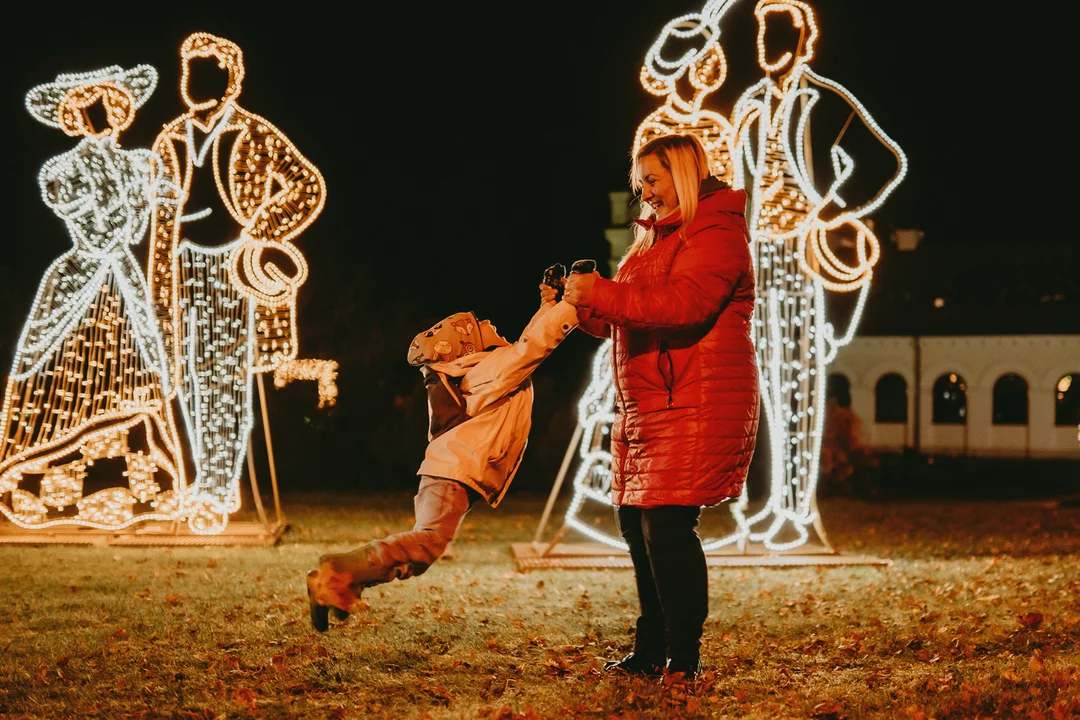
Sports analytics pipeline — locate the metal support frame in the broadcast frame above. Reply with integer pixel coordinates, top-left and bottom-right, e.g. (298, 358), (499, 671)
(519, 426), (889, 570)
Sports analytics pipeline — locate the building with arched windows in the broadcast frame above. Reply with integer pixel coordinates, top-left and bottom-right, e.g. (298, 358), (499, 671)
(831, 336), (1080, 459)
(819, 230), (1080, 461)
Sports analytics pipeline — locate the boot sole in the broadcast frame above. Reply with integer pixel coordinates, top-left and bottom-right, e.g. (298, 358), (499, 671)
(306, 570), (330, 632)
(602, 662), (664, 677)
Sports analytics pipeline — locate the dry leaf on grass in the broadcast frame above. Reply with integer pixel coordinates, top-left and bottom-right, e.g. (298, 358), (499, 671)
(812, 700), (846, 720)
(1018, 612), (1044, 630)
(232, 687), (257, 711)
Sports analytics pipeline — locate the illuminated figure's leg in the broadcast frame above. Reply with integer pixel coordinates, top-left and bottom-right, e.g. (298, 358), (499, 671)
(562, 340), (625, 549)
(732, 238), (824, 549)
(177, 242), (254, 533)
(768, 275), (823, 546)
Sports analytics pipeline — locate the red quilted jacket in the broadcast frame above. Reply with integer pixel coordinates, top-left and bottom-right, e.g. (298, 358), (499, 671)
(578, 179), (759, 507)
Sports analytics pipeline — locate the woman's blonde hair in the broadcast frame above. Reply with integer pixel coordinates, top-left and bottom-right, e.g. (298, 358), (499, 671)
(625, 133), (710, 260)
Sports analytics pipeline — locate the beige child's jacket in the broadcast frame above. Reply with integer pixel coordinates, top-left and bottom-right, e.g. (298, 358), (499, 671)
(420, 301), (578, 506)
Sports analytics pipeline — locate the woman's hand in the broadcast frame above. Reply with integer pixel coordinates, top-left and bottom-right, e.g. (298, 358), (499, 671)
(539, 282), (560, 308)
(563, 271), (598, 307)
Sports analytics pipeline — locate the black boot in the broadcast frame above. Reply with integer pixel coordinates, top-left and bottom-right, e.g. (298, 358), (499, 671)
(665, 653), (701, 681)
(306, 570), (330, 632)
(603, 652), (665, 677)
(604, 617), (665, 676)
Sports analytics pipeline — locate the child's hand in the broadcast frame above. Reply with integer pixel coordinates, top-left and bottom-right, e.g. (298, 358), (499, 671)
(539, 282), (560, 307)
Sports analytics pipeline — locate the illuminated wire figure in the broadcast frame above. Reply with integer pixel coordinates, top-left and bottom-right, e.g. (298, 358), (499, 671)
(0, 66), (187, 529)
(562, 339), (622, 547)
(634, 0), (741, 184)
(727, 1), (907, 549)
(148, 33), (326, 533)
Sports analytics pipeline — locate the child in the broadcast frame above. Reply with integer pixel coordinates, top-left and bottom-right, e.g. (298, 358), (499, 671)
(306, 294), (579, 630)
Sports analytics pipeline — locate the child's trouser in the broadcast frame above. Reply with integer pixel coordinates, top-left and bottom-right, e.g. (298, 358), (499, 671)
(321, 475), (479, 589)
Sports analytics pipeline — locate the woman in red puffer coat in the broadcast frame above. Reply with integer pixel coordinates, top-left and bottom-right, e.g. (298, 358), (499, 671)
(560, 133), (759, 680)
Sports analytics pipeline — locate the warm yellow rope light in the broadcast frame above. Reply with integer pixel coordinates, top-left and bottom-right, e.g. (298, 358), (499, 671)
(273, 359), (339, 408)
(634, 0), (740, 183)
(148, 32), (327, 533)
(726, 0), (906, 549)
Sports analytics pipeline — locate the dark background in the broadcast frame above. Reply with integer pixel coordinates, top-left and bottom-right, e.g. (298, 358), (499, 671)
(0, 4), (1068, 497)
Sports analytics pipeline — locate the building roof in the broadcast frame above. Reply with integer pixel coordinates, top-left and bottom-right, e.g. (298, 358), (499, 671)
(840, 241), (1079, 336)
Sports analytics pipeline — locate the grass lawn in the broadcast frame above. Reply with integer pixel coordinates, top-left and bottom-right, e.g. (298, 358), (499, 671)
(1, 492), (1078, 719)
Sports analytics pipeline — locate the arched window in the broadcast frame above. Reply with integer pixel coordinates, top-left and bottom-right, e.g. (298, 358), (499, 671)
(875, 373), (907, 423)
(932, 373), (967, 424)
(826, 373), (851, 408)
(1056, 373), (1080, 426)
(992, 373), (1029, 425)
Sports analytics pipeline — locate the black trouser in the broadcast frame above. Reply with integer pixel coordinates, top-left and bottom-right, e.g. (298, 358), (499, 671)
(616, 505), (707, 663)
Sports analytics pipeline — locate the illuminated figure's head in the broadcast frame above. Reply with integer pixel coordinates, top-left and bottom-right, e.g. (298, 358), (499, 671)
(25, 65), (157, 139)
(754, 0), (818, 80)
(179, 32), (245, 113)
(639, 0), (736, 113)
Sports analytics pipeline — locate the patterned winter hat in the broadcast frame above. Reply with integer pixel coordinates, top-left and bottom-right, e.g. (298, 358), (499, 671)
(407, 311), (485, 366)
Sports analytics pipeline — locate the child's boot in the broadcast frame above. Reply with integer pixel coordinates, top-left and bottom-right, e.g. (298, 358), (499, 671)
(306, 569), (331, 632)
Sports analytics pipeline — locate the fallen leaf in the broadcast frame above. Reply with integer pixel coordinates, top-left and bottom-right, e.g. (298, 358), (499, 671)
(904, 705), (927, 720)
(232, 687), (257, 711)
(812, 700), (845, 719)
(1018, 612), (1044, 630)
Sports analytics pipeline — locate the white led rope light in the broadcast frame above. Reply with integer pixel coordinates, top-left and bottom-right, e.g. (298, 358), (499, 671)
(560, 0), (907, 552)
(0, 66), (188, 530)
(148, 33), (327, 534)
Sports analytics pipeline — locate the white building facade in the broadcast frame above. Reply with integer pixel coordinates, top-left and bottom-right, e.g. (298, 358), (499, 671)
(831, 336), (1080, 459)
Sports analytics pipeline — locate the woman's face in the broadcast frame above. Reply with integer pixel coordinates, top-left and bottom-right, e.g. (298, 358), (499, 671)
(638, 153), (679, 220)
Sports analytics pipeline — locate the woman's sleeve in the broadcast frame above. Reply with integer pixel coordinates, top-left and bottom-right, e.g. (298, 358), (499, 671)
(583, 224), (749, 332)
(575, 307), (611, 339)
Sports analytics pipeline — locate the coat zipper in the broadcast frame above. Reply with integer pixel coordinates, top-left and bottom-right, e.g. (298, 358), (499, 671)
(658, 339), (674, 407)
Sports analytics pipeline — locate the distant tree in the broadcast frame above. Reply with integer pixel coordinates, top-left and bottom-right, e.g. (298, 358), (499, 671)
(820, 397), (879, 499)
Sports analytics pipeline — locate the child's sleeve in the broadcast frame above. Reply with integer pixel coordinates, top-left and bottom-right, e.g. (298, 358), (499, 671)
(459, 301), (578, 417)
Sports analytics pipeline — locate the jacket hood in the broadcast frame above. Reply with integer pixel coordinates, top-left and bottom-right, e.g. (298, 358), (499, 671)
(408, 312), (512, 367)
(698, 177), (747, 214)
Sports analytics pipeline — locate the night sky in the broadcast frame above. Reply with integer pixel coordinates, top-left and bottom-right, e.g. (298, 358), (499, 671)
(0, 4), (1063, 491)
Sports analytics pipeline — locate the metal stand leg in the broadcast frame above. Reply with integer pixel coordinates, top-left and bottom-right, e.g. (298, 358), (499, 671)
(810, 494), (835, 553)
(256, 373), (285, 527)
(247, 442), (270, 529)
(532, 423), (582, 544)
(540, 523), (570, 558)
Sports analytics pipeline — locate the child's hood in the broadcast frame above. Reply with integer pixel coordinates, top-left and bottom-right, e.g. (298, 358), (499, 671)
(408, 311), (509, 368)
